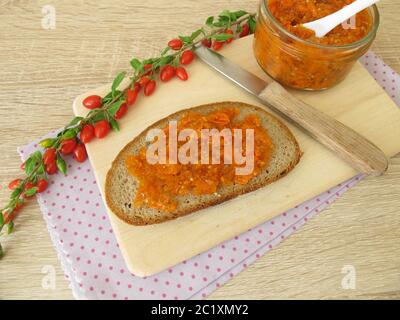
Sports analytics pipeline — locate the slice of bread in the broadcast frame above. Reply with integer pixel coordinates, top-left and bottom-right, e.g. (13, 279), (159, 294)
(105, 101), (302, 225)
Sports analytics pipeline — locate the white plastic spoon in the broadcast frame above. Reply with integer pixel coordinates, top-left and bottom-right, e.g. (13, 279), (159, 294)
(303, 0), (379, 38)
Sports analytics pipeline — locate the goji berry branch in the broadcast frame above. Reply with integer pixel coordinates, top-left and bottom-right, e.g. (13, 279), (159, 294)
(0, 10), (256, 258)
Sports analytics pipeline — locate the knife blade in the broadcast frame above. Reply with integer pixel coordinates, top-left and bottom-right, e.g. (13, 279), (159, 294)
(194, 45), (268, 96)
(194, 45), (388, 176)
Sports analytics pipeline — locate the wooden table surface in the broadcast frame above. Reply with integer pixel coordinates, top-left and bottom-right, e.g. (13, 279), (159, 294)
(0, 0), (399, 300)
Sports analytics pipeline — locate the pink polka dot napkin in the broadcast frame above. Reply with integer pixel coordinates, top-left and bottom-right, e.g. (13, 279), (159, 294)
(18, 51), (399, 300)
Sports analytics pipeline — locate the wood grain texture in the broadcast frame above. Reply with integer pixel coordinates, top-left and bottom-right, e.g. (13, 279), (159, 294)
(0, 0), (399, 299)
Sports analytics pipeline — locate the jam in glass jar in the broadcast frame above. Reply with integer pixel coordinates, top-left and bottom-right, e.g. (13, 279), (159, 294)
(253, 0), (379, 90)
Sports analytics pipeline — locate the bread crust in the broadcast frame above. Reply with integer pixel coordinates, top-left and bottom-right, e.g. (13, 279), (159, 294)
(105, 101), (302, 226)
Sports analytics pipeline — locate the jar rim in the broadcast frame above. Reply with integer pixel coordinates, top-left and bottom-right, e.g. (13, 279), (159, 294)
(261, 0), (380, 50)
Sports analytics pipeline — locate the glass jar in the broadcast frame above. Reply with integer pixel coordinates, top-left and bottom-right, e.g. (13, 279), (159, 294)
(253, 0), (380, 91)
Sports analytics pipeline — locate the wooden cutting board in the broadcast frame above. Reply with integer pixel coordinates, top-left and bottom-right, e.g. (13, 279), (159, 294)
(73, 36), (400, 276)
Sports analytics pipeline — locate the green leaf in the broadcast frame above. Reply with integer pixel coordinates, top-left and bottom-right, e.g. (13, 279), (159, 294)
(61, 128), (78, 140)
(178, 35), (192, 44)
(39, 138), (56, 148)
(67, 116), (83, 127)
(37, 164), (45, 175)
(0, 243), (3, 259)
(218, 10), (231, 20)
(25, 157), (35, 176)
(8, 198), (17, 208)
(190, 29), (203, 41)
(217, 14), (230, 25)
(25, 151), (42, 176)
(219, 10), (243, 23)
(24, 187), (38, 197)
(109, 118), (120, 132)
(212, 33), (234, 41)
(90, 111), (106, 123)
(108, 100), (125, 117)
(130, 58), (143, 73)
(249, 16), (256, 33)
(6, 221), (14, 234)
(234, 10), (248, 18)
(213, 21), (224, 27)
(205, 16), (214, 26)
(11, 187), (22, 199)
(155, 55), (174, 69)
(31, 151), (42, 162)
(113, 90), (122, 97)
(0, 210), (4, 226)
(102, 91), (113, 104)
(231, 12), (238, 22)
(158, 56), (174, 67)
(31, 175), (38, 184)
(56, 154), (67, 175)
(111, 71), (126, 97)
(24, 157), (36, 176)
(160, 47), (170, 56)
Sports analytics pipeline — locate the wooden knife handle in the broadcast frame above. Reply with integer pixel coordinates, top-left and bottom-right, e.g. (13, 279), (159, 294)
(259, 82), (388, 176)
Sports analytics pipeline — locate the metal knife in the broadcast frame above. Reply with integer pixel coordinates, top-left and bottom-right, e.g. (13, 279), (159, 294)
(194, 45), (388, 176)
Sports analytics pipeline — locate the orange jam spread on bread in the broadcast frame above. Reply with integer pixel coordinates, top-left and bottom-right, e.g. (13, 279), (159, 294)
(125, 108), (274, 212)
(268, 0), (372, 45)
